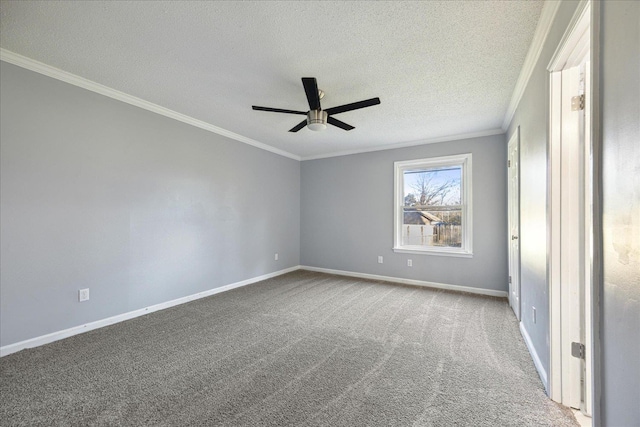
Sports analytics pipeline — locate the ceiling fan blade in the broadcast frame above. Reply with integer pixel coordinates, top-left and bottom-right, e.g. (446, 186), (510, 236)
(302, 77), (321, 111)
(289, 120), (308, 132)
(327, 116), (354, 131)
(252, 106), (307, 115)
(324, 97), (381, 116)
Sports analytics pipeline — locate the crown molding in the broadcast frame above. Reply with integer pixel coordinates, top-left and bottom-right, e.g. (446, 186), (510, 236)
(1, 49), (507, 162)
(300, 128), (504, 161)
(0, 49), (301, 161)
(501, 0), (562, 131)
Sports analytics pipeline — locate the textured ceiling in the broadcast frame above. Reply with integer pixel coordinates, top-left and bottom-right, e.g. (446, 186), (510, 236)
(0, 1), (543, 159)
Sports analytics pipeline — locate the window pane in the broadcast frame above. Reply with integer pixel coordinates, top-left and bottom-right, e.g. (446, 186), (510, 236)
(403, 166), (461, 207)
(402, 166), (462, 248)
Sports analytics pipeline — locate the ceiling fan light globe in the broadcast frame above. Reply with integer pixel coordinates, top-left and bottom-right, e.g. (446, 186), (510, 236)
(307, 122), (327, 131)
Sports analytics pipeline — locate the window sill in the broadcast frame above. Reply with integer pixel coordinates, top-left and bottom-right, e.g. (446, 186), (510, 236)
(392, 247), (473, 258)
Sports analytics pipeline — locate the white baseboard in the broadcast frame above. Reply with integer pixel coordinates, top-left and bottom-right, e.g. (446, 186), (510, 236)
(299, 266), (508, 298)
(2, 265), (507, 357)
(0, 266), (300, 358)
(519, 321), (549, 393)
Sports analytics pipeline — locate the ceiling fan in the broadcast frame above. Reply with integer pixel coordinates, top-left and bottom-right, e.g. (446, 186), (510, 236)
(252, 77), (381, 132)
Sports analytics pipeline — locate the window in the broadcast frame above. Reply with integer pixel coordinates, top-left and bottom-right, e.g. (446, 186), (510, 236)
(393, 154), (472, 257)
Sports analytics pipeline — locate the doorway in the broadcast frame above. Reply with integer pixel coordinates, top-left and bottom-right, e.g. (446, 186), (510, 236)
(507, 127), (521, 320)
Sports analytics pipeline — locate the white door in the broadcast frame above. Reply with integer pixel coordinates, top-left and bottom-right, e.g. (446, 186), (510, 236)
(582, 59), (593, 417)
(560, 65), (584, 410)
(507, 128), (520, 320)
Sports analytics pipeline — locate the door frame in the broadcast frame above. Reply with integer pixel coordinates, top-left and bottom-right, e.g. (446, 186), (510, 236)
(547, 0), (601, 421)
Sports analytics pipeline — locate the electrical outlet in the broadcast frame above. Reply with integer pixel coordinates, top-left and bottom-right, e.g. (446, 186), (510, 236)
(377, 256), (383, 264)
(532, 306), (536, 324)
(274, 253), (279, 261)
(78, 288), (90, 302)
(407, 259), (413, 267)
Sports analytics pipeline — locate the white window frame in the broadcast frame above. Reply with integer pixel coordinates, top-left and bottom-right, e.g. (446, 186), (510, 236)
(393, 153), (473, 257)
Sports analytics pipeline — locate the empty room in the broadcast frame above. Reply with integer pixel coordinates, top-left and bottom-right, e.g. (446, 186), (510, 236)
(0, 1), (638, 426)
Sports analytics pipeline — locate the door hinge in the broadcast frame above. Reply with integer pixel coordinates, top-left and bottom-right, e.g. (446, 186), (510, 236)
(509, 276), (512, 284)
(571, 94), (585, 111)
(507, 160), (511, 167)
(571, 342), (586, 359)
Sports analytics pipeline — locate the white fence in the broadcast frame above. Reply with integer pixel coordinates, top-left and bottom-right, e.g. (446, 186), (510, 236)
(402, 224), (461, 247)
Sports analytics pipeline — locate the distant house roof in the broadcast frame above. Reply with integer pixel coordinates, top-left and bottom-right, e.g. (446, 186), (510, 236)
(403, 210), (442, 225)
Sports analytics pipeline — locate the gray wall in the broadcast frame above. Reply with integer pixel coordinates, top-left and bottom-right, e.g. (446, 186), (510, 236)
(0, 62), (300, 347)
(506, 0), (581, 379)
(300, 135), (508, 293)
(600, 1), (640, 424)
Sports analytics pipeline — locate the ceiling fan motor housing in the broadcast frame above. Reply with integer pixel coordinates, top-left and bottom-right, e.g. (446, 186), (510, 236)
(307, 110), (328, 131)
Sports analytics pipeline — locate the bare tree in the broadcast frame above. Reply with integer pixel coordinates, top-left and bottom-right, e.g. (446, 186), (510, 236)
(411, 172), (457, 206)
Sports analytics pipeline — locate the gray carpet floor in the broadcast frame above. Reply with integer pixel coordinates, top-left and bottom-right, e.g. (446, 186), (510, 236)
(0, 270), (578, 426)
